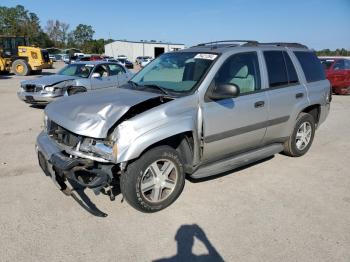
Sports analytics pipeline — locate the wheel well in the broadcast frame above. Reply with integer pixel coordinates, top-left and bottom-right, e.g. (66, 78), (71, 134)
(137, 132), (194, 170)
(67, 86), (87, 93)
(301, 104), (321, 125)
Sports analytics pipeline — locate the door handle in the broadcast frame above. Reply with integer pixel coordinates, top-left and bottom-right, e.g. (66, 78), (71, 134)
(296, 93), (304, 99)
(254, 101), (265, 108)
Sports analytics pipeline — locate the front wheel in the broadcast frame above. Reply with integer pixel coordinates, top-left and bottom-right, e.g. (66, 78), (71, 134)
(120, 146), (185, 212)
(283, 113), (316, 157)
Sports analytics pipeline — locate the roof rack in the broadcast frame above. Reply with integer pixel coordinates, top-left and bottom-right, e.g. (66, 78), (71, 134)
(193, 40), (308, 49)
(259, 42), (308, 49)
(195, 40), (259, 48)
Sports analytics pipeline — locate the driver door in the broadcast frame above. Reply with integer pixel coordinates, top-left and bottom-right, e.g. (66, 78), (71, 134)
(90, 64), (114, 89)
(201, 52), (268, 162)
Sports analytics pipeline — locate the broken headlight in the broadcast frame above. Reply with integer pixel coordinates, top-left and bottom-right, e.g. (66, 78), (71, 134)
(45, 80), (73, 93)
(80, 138), (118, 162)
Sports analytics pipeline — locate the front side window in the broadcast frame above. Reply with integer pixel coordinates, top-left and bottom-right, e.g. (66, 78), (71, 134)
(294, 51), (325, 82)
(58, 64), (93, 78)
(131, 52), (216, 93)
(212, 52), (261, 95)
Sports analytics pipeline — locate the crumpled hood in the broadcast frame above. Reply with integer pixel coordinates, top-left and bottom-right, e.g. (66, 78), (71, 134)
(45, 88), (161, 138)
(21, 74), (78, 87)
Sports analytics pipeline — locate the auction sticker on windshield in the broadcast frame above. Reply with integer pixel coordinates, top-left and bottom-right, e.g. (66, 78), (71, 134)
(194, 53), (218, 60)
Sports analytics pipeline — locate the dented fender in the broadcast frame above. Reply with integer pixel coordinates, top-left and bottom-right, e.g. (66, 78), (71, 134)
(115, 94), (202, 164)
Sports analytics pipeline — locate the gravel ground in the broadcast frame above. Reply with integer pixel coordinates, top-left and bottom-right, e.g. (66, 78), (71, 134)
(0, 62), (349, 262)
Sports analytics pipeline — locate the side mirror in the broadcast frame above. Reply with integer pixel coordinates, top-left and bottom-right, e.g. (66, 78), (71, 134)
(209, 83), (240, 100)
(91, 72), (101, 78)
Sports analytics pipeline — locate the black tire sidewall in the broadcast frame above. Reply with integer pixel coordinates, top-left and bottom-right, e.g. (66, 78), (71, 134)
(121, 146), (185, 212)
(290, 113), (315, 157)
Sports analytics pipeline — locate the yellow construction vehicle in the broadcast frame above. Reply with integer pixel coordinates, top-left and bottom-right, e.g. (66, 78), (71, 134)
(0, 50), (12, 74)
(0, 36), (53, 76)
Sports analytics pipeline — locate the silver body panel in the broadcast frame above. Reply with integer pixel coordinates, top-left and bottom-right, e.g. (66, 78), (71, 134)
(39, 45), (331, 171)
(17, 61), (132, 104)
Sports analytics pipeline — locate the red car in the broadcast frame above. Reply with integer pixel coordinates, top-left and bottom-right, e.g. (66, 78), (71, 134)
(320, 57), (350, 95)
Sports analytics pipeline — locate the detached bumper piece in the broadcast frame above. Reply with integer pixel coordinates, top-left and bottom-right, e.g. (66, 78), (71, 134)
(36, 132), (114, 217)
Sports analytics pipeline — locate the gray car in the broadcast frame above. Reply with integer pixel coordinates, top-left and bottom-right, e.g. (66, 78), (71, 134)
(17, 61), (133, 105)
(36, 40), (331, 214)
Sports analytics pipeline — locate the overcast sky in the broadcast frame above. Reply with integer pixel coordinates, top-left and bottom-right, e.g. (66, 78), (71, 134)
(2, 0), (350, 50)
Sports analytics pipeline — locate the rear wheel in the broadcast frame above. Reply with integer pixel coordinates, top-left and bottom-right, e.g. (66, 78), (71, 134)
(120, 146), (185, 212)
(12, 59), (31, 76)
(283, 113), (315, 157)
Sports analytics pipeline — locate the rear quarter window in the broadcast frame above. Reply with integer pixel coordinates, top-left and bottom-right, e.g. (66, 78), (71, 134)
(294, 51), (325, 82)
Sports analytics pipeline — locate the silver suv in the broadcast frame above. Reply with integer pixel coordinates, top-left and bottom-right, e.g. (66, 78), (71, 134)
(36, 40), (331, 214)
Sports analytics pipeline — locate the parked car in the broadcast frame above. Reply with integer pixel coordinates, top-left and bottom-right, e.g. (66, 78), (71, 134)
(36, 40), (330, 214)
(319, 57), (350, 95)
(90, 55), (104, 61)
(62, 54), (70, 64)
(136, 56), (152, 64)
(117, 58), (134, 69)
(117, 55), (128, 60)
(140, 57), (152, 68)
(54, 54), (63, 61)
(49, 54), (57, 62)
(18, 61), (132, 105)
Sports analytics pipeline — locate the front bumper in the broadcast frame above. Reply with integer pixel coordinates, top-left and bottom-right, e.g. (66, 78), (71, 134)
(17, 91), (62, 104)
(36, 132), (112, 191)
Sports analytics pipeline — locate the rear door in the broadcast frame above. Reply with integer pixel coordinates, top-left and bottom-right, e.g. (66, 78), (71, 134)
(262, 50), (308, 144)
(107, 63), (129, 87)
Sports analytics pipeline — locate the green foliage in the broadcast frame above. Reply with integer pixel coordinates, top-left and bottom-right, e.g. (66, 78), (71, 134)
(316, 48), (350, 56)
(0, 5), (53, 47)
(72, 24), (95, 49)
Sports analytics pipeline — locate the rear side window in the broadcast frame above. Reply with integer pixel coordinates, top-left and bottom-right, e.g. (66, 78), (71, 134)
(283, 52), (299, 84)
(294, 52), (325, 82)
(264, 51), (299, 87)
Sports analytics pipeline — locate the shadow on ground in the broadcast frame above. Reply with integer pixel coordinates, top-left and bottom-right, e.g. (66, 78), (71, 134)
(153, 224), (224, 262)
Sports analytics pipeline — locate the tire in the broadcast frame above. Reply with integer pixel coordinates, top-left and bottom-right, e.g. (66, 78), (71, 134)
(283, 112), (316, 157)
(12, 59), (31, 76)
(120, 145), (185, 213)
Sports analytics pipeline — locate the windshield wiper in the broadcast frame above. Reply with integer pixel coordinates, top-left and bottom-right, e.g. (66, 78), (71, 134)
(128, 80), (139, 87)
(142, 84), (169, 95)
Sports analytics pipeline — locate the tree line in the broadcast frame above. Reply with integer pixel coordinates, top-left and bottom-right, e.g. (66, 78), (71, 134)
(315, 48), (350, 57)
(0, 5), (113, 54)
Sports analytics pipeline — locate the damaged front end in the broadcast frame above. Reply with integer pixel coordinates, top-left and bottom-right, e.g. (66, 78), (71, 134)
(36, 88), (174, 215)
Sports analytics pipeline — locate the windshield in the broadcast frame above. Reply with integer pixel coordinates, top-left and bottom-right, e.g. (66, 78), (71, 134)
(131, 52), (217, 93)
(58, 64), (93, 78)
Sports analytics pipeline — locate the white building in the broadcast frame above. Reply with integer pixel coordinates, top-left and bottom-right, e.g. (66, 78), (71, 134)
(104, 40), (185, 62)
